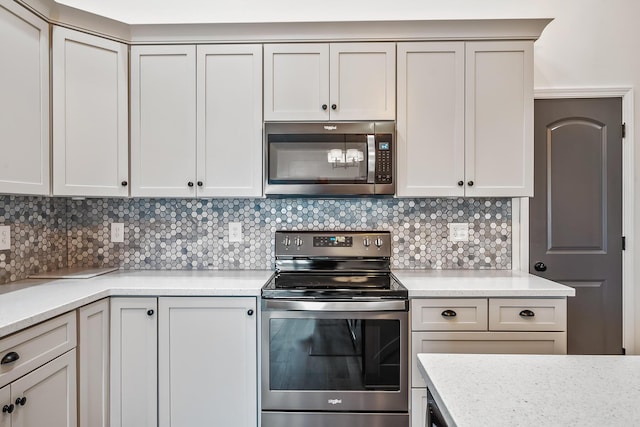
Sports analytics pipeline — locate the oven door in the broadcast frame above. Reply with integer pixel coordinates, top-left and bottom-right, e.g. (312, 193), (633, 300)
(261, 299), (408, 412)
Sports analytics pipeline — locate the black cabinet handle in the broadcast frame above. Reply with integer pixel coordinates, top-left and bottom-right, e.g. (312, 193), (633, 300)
(519, 309), (535, 318)
(15, 397), (26, 407)
(534, 261), (547, 272)
(187, 181), (194, 188)
(121, 181), (128, 187)
(247, 309), (254, 316)
(197, 181), (203, 187)
(147, 309), (154, 316)
(331, 104), (337, 110)
(2, 404), (14, 414)
(467, 180), (474, 187)
(322, 104), (328, 110)
(457, 181), (464, 186)
(1, 351), (19, 365)
(441, 310), (457, 318)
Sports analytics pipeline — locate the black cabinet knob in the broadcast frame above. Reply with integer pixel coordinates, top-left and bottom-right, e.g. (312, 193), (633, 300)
(322, 104), (328, 110)
(441, 310), (457, 318)
(457, 181), (464, 186)
(147, 309), (154, 316)
(197, 181), (203, 187)
(534, 262), (547, 272)
(331, 104), (337, 110)
(519, 309), (536, 318)
(188, 182), (194, 187)
(1, 351), (19, 365)
(467, 181), (474, 187)
(2, 404), (14, 414)
(121, 181), (128, 187)
(247, 309), (254, 316)
(15, 397), (26, 407)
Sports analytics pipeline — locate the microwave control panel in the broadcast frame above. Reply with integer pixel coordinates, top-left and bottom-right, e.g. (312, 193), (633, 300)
(375, 135), (393, 184)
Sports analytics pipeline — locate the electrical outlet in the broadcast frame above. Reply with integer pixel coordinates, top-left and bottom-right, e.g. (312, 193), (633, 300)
(448, 223), (469, 242)
(111, 223), (125, 243)
(0, 225), (10, 251)
(229, 222), (243, 243)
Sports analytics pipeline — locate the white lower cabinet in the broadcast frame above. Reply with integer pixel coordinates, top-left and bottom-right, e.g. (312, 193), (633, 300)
(409, 297), (567, 426)
(110, 296), (258, 427)
(110, 298), (158, 427)
(78, 299), (109, 427)
(158, 297), (257, 427)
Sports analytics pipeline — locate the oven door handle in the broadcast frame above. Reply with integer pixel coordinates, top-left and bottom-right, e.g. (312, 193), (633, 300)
(367, 134), (376, 184)
(263, 299), (407, 311)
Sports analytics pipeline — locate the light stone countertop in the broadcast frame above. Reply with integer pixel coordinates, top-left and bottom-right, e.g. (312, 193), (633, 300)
(418, 353), (640, 427)
(0, 269), (573, 339)
(394, 270), (575, 297)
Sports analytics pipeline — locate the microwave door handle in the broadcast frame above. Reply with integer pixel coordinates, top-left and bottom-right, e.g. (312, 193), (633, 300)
(367, 135), (376, 184)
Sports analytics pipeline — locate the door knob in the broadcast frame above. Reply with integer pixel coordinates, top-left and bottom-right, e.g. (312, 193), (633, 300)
(534, 262), (547, 272)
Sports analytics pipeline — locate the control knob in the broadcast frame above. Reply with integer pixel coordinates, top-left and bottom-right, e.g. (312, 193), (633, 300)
(363, 237), (371, 248)
(282, 236), (291, 247)
(374, 237), (384, 248)
(294, 237), (304, 247)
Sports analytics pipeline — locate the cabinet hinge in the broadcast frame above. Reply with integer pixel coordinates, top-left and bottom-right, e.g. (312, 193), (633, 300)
(622, 236), (626, 251)
(622, 123), (626, 139)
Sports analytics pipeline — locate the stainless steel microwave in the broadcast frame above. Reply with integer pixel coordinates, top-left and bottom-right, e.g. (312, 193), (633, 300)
(264, 122), (395, 196)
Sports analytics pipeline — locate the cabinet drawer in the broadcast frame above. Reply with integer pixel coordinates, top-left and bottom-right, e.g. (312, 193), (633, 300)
(489, 298), (566, 331)
(0, 312), (76, 388)
(411, 299), (488, 331)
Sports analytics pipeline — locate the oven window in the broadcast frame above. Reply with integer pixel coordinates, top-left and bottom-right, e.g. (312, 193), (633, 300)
(268, 318), (400, 391)
(268, 138), (368, 183)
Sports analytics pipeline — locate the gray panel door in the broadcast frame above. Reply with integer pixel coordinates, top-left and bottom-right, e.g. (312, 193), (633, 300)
(530, 98), (622, 355)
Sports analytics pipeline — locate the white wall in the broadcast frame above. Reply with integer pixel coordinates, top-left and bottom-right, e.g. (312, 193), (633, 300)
(54, 0), (640, 353)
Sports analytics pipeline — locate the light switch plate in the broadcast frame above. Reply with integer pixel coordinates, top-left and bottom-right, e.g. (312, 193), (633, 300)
(0, 225), (10, 250)
(229, 222), (243, 243)
(448, 223), (469, 242)
(111, 223), (125, 243)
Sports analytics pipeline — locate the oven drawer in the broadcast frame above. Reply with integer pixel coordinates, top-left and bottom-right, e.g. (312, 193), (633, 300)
(262, 411), (408, 427)
(488, 298), (567, 331)
(411, 298), (488, 331)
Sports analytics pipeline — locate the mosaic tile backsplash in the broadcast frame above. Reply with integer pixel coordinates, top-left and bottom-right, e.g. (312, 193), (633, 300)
(0, 196), (511, 285)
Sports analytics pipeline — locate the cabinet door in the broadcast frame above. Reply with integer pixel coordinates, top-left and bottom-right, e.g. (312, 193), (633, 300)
(197, 45), (263, 197)
(110, 298), (157, 427)
(410, 388), (427, 427)
(78, 299), (109, 427)
(264, 43), (329, 121)
(329, 43), (396, 121)
(11, 349), (77, 427)
(396, 42), (464, 197)
(131, 45), (197, 197)
(0, 0), (49, 195)
(158, 297), (257, 427)
(52, 27), (128, 197)
(0, 384), (9, 427)
(465, 41), (534, 197)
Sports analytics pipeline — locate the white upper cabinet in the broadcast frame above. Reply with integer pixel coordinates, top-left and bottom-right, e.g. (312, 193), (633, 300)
(396, 41), (533, 197)
(130, 45), (197, 198)
(131, 44), (262, 198)
(264, 43), (395, 121)
(0, 0), (49, 195)
(396, 42), (465, 197)
(465, 41), (533, 197)
(52, 27), (128, 197)
(196, 45), (263, 197)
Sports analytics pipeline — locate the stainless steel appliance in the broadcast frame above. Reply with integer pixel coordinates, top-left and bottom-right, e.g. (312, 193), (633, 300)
(261, 231), (409, 427)
(264, 122), (394, 196)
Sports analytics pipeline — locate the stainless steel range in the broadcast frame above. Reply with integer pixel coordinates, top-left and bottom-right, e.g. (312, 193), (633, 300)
(261, 231), (409, 427)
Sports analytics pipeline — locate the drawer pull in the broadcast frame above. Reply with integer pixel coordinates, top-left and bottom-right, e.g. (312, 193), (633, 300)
(519, 309), (536, 318)
(1, 351), (19, 365)
(441, 310), (457, 318)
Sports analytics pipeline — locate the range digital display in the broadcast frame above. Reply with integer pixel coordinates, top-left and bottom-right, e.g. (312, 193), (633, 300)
(313, 236), (353, 247)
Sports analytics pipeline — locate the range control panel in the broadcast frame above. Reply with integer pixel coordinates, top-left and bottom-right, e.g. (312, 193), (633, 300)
(275, 231), (391, 258)
(375, 135), (393, 184)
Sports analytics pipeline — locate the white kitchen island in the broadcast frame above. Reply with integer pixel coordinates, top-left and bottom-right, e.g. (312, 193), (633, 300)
(417, 353), (640, 426)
